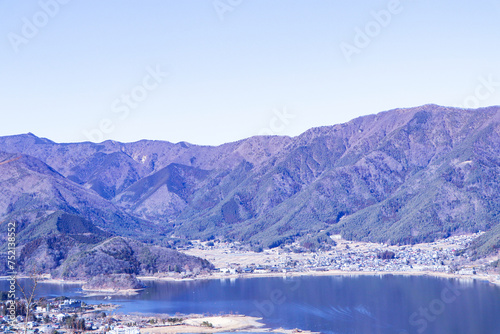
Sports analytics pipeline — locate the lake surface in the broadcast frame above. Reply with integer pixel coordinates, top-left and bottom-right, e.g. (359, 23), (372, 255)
(3, 274), (500, 334)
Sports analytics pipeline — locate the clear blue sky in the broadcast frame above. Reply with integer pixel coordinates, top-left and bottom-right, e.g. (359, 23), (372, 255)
(1, 0), (499, 145)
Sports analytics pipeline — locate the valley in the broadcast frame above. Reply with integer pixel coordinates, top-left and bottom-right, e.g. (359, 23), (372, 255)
(1, 105), (500, 284)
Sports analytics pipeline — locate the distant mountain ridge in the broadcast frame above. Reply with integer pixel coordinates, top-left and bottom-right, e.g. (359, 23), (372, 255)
(1, 104), (500, 257)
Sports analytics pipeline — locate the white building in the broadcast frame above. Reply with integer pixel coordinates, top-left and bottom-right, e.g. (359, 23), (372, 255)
(56, 313), (66, 322)
(109, 326), (140, 334)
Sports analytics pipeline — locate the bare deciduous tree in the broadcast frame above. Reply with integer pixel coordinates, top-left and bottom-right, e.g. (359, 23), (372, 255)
(16, 269), (39, 334)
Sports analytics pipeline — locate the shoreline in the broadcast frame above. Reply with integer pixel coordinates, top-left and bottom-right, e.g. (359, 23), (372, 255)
(2, 270), (497, 333)
(0, 276), (86, 284)
(81, 286), (144, 296)
(137, 314), (319, 334)
(3, 269), (498, 288)
(138, 269), (500, 286)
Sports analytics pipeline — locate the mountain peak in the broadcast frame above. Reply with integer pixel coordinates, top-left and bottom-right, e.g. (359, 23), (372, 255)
(1, 105), (500, 257)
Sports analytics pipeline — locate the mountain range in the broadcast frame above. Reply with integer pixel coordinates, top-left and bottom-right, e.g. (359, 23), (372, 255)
(1, 104), (499, 261)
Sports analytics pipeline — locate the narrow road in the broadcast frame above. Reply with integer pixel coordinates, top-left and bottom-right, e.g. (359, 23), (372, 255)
(0, 156), (21, 166)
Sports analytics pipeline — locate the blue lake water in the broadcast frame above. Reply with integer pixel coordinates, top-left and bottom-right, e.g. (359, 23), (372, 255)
(3, 274), (500, 334)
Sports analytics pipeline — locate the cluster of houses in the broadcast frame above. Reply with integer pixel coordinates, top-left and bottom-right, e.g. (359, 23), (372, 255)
(0, 297), (119, 333)
(210, 233), (489, 276)
(0, 316), (140, 334)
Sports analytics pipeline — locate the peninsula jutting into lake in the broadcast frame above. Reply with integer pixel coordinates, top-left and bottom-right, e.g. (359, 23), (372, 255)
(2, 274), (500, 333)
(2, 1), (500, 332)
(1, 105), (500, 333)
